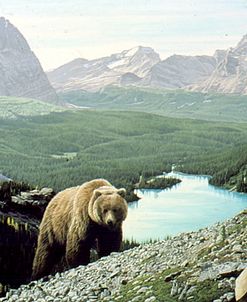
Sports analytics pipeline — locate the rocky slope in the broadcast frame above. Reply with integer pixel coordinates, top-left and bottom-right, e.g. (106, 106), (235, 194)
(191, 35), (247, 94)
(0, 17), (58, 104)
(140, 55), (216, 89)
(47, 46), (160, 92)
(1, 209), (246, 302)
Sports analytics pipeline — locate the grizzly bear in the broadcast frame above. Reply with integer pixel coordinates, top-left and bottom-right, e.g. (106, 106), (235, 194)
(32, 179), (128, 280)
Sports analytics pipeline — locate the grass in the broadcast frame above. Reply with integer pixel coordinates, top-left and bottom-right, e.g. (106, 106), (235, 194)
(0, 96), (64, 119)
(116, 267), (230, 302)
(116, 268), (178, 302)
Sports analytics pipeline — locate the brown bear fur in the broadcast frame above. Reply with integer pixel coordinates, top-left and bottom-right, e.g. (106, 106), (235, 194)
(32, 179), (128, 280)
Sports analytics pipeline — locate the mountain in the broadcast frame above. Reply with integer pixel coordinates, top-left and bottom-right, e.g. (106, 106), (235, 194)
(0, 17), (58, 104)
(48, 49), (216, 93)
(48, 33), (247, 95)
(191, 35), (247, 94)
(47, 46), (160, 92)
(140, 55), (216, 88)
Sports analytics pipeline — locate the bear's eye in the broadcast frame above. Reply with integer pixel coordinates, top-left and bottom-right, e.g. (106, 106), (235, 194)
(103, 209), (108, 214)
(112, 208), (118, 213)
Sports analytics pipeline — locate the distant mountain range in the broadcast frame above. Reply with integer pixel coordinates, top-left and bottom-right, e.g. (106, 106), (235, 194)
(47, 46), (160, 92)
(48, 46), (217, 92)
(0, 17), (58, 104)
(48, 35), (247, 95)
(1, 17), (247, 100)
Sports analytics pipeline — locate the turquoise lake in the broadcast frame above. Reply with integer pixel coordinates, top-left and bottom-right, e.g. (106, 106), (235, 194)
(123, 172), (247, 242)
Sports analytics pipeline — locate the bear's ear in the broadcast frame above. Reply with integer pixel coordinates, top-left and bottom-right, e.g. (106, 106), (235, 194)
(94, 189), (102, 199)
(117, 188), (126, 198)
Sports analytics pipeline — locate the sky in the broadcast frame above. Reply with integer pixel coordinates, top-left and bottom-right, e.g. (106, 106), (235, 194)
(0, 0), (247, 70)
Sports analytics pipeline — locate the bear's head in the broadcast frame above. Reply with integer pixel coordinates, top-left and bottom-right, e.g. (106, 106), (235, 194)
(88, 186), (128, 230)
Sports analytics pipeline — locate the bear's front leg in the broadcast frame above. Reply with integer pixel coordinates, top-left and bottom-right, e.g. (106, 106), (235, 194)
(97, 228), (122, 258)
(66, 232), (91, 268)
(32, 234), (63, 280)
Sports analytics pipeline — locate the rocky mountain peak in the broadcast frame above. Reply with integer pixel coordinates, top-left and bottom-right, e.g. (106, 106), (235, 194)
(0, 17), (29, 52)
(232, 34), (247, 56)
(48, 45), (160, 92)
(121, 46), (159, 57)
(190, 33), (247, 94)
(0, 17), (58, 104)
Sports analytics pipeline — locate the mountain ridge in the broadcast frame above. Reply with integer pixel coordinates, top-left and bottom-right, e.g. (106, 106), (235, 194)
(190, 34), (247, 94)
(47, 34), (247, 95)
(47, 46), (160, 92)
(0, 17), (59, 104)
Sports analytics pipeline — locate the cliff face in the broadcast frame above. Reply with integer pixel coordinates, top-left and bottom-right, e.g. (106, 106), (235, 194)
(0, 17), (58, 104)
(191, 35), (247, 94)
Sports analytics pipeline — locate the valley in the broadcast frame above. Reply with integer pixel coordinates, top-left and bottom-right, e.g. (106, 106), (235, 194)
(0, 110), (246, 195)
(59, 86), (247, 122)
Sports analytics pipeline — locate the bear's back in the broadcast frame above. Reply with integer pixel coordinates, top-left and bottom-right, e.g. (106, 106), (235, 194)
(40, 186), (80, 243)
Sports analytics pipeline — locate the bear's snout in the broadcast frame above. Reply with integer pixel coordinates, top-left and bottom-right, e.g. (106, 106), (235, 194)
(107, 219), (114, 227)
(105, 211), (117, 229)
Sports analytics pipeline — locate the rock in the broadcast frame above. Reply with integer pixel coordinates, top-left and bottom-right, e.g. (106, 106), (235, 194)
(11, 187), (54, 208)
(178, 283), (189, 301)
(164, 271), (181, 282)
(39, 188), (54, 197)
(137, 287), (149, 294)
(232, 244), (244, 253)
(199, 262), (246, 281)
(181, 260), (189, 267)
(144, 297), (156, 302)
(131, 296), (142, 302)
(224, 292), (235, 301)
(170, 280), (179, 296)
(235, 268), (247, 301)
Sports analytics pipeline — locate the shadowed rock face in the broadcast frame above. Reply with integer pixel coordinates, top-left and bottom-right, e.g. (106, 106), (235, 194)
(0, 17), (58, 104)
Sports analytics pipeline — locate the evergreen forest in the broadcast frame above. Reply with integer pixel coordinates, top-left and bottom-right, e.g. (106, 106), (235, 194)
(0, 109), (246, 194)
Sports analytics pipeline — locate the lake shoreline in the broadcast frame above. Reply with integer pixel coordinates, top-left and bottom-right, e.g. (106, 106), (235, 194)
(124, 171), (247, 242)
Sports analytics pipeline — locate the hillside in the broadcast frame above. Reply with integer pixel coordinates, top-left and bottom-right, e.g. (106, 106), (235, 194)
(179, 144), (247, 193)
(0, 110), (247, 193)
(1, 210), (246, 301)
(0, 96), (64, 119)
(58, 87), (247, 122)
(0, 17), (58, 104)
